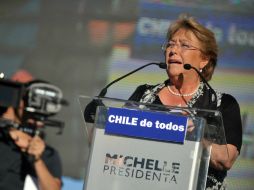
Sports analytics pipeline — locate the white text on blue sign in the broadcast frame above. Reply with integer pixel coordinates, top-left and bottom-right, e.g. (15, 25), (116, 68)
(105, 107), (188, 143)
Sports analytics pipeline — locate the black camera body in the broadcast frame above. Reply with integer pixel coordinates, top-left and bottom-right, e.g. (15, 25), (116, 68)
(0, 79), (24, 115)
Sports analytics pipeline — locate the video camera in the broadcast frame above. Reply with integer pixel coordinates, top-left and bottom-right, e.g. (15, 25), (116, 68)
(0, 77), (68, 136)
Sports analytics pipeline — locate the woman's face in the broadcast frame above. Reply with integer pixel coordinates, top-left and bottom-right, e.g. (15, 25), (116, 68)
(165, 28), (208, 80)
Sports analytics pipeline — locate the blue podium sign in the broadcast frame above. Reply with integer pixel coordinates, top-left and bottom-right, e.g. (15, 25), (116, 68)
(105, 107), (188, 143)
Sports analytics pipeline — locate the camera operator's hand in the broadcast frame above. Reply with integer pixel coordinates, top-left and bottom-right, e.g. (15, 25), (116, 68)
(9, 129), (46, 161)
(27, 135), (45, 161)
(9, 129), (32, 152)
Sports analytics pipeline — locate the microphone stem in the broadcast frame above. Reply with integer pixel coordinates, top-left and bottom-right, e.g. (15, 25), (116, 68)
(191, 66), (217, 108)
(99, 62), (162, 97)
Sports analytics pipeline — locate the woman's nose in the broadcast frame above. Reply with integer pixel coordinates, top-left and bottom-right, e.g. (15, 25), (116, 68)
(168, 49), (176, 56)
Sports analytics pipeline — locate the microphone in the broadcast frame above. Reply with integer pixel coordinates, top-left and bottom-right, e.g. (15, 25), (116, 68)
(183, 64), (217, 109)
(98, 62), (166, 97)
(84, 62), (166, 123)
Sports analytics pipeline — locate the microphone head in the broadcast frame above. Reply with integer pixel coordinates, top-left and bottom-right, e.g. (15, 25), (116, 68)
(183, 64), (192, 70)
(159, 62), (167, 69)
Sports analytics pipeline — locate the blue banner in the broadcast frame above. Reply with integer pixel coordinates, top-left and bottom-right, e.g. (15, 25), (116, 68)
(105, 107), (188, 143)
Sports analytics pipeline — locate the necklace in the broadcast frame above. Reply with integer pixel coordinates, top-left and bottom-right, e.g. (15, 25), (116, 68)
(167, 84), (200, 97)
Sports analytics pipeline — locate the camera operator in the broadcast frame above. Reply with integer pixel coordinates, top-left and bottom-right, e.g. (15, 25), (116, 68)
(0, 79), (64, 190)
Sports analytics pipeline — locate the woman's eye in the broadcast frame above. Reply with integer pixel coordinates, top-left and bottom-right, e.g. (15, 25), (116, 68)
(168, 43), (175, 48)
(182, 44), (190, 48)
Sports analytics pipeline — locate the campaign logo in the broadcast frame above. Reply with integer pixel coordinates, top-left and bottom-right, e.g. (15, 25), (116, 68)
(103, 153), (180, 184)
(105, 107), (188, 143)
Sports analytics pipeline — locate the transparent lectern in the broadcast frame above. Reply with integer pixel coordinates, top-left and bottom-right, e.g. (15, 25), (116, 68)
(79, 96), (228, 190)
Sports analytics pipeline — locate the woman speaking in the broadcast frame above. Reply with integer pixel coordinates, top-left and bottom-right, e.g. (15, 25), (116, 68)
(129, 14), (242, 189)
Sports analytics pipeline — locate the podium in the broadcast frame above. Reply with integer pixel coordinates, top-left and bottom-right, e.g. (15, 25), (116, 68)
(79, 96), (228, 190)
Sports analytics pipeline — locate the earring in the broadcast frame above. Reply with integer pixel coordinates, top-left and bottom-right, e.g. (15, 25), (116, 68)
(199, 68), (203, 73)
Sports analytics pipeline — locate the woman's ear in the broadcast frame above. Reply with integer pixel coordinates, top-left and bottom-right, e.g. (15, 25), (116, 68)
(200, 56), (209, 69)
